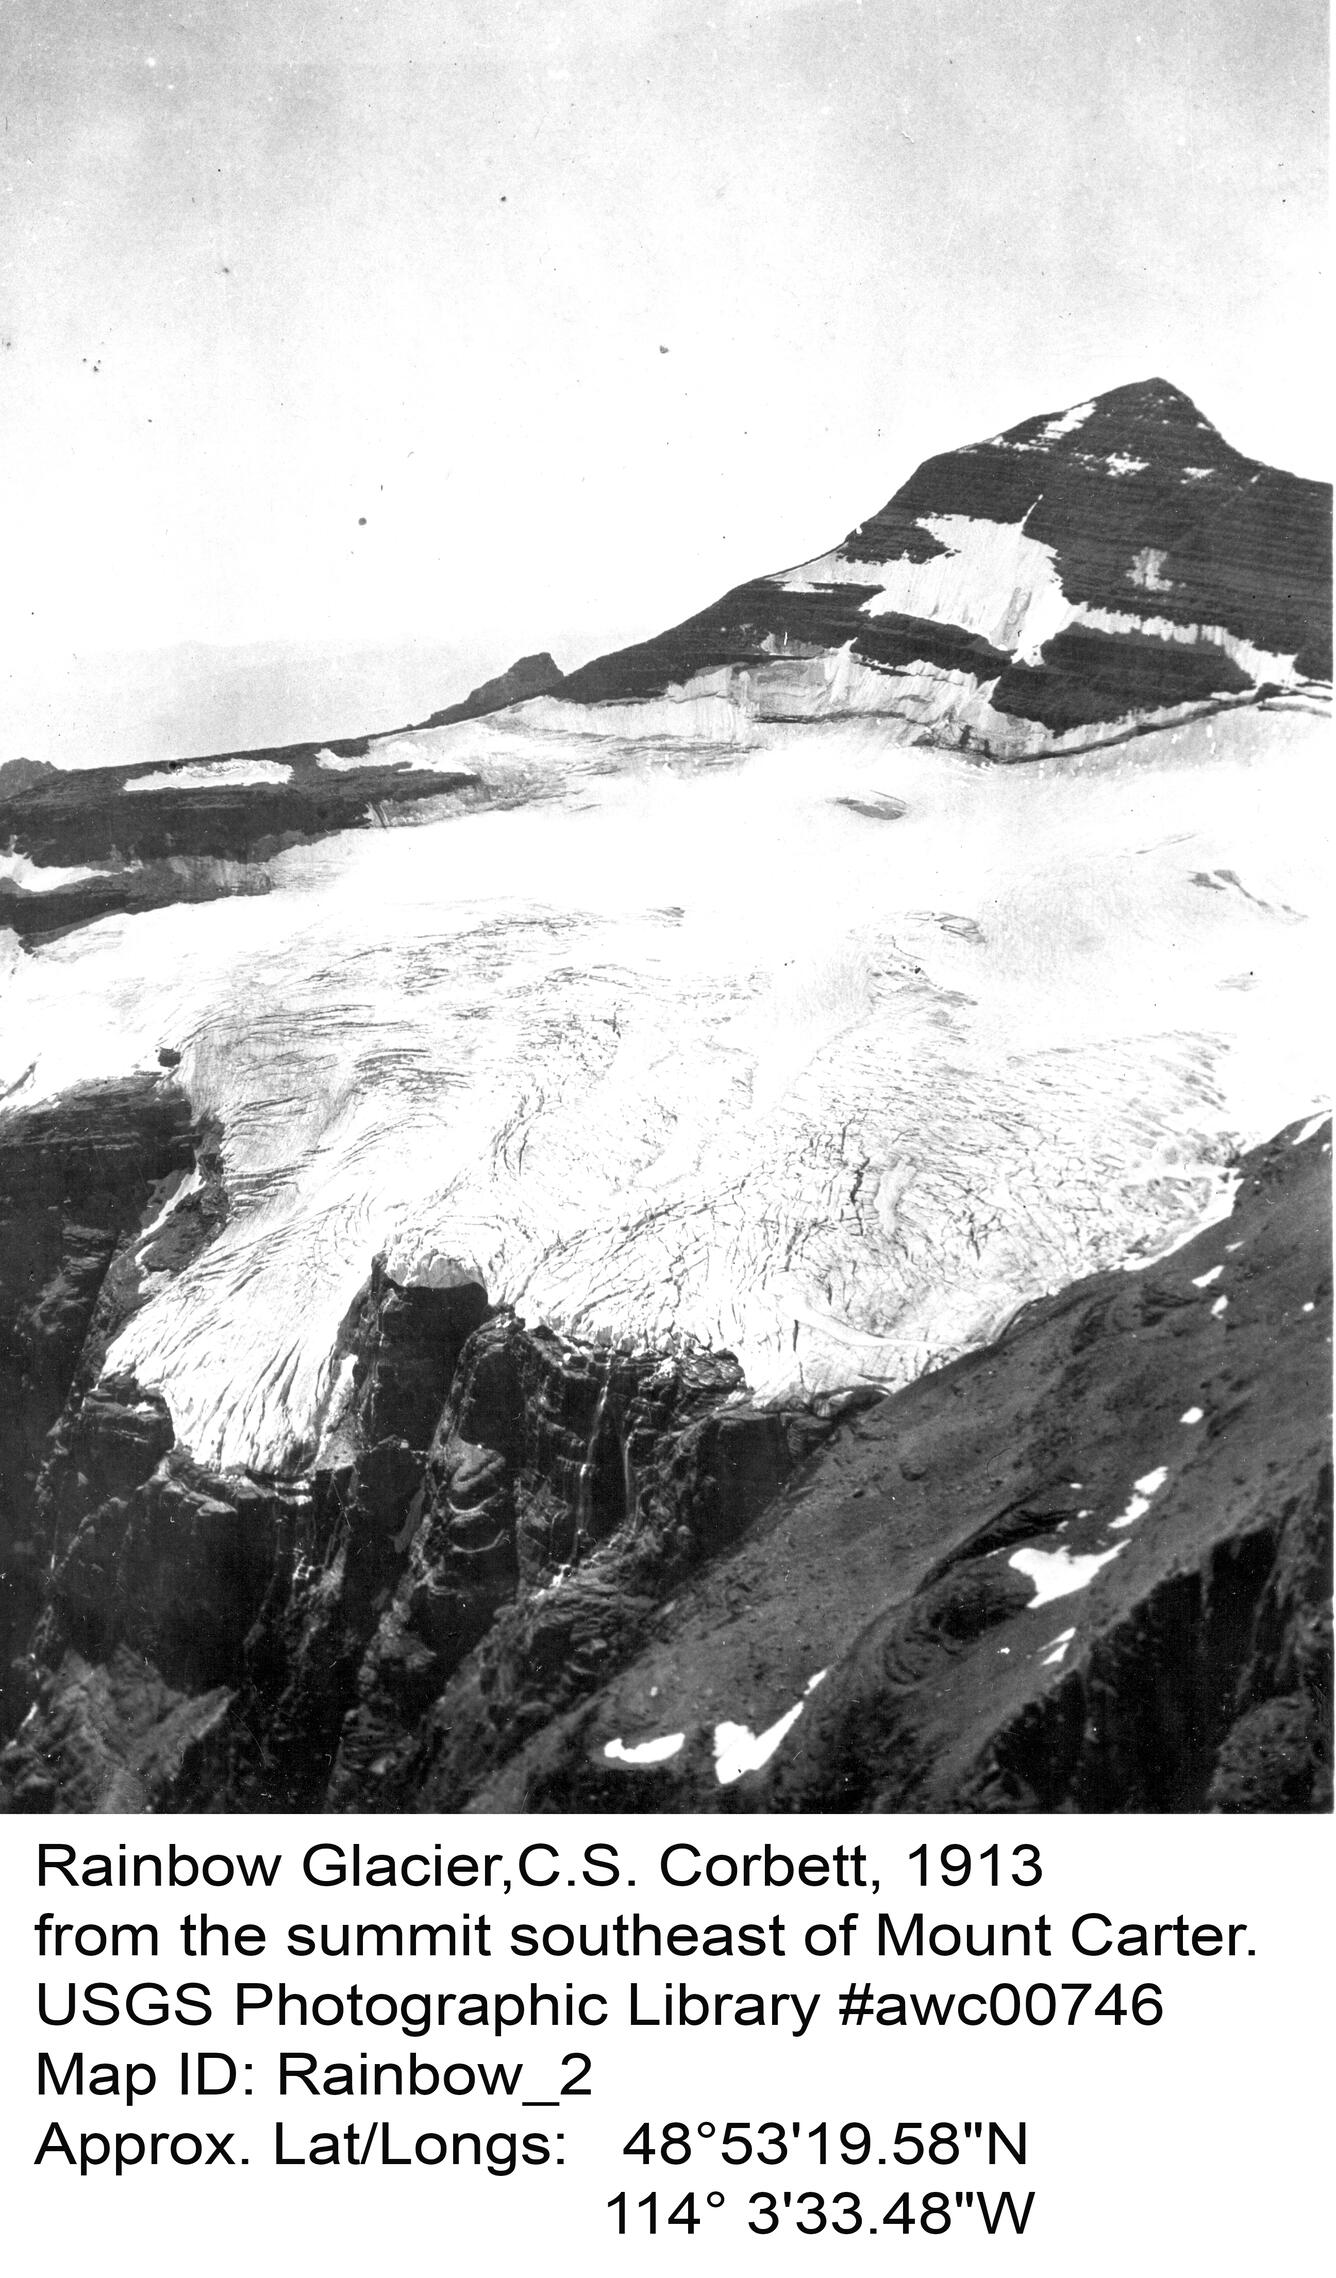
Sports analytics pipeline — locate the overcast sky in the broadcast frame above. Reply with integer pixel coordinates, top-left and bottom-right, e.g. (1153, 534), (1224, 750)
(1, 0), (1327, 758)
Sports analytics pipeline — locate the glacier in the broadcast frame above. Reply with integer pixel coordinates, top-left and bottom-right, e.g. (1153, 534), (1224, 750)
(0, 696), (1324, 1476)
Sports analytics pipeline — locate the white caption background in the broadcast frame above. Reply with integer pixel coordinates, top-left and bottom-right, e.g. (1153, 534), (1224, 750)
(1, 1812), (1330, 2275)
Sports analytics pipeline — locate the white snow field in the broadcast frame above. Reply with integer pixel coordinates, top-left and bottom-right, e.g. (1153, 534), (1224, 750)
(0, 699), (1326, 1473)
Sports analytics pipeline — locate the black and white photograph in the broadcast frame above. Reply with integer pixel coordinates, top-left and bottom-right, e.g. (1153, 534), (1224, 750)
(1, 0), (1329, 1820)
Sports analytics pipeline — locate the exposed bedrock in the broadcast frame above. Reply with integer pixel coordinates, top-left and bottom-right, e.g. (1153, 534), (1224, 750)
(0, 855), (279, 947)
(0, 1108), (1328, 1815)
(324, 1322), (824, 1813)
(0, 1078), (205, 1711)
(417, 651), (564, 729)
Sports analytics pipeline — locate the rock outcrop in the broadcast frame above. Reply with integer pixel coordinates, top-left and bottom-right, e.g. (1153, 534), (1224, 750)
(0, 1077), (201, 1715)
(418, 651), (565, 728)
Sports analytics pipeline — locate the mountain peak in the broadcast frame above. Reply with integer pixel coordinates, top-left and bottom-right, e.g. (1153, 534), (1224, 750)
(557, 372), (1331, 726)
(990, 376), (1226, 458)
(418, 649), (564, 731)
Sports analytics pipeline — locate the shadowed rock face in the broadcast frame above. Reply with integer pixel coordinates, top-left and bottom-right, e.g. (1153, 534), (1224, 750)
(0, 1079), (200, 1705)
(0, 1100), (1326, 1816)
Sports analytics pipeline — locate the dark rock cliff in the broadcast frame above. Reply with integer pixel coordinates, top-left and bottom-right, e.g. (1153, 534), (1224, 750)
(0, 1090), (1327, 1815)
(0, 1079), (201, 1713)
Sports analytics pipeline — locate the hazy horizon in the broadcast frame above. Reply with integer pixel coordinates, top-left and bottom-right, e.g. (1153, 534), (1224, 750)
(2, 624), (641, 773)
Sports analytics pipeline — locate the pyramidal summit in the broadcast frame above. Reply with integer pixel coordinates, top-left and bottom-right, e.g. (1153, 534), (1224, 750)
(0, 377), (1329, 1817)
(545, 375), (1330, 743)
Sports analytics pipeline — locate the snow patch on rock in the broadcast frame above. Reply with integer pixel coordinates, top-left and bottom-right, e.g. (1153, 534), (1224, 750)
(1110, 1464), (1170, 1530)
(0, 851), (111, 893)
(712, 1671), (826, 1786)
(1010, 1544), (1123, 1606)
(604, 1732), (685, 1766)
(784, 513), (1072, 665)
(126, 759), (293, 791)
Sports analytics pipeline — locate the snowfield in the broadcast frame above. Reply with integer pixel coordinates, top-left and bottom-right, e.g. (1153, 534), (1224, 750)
(0, 700), (1326, 1473)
